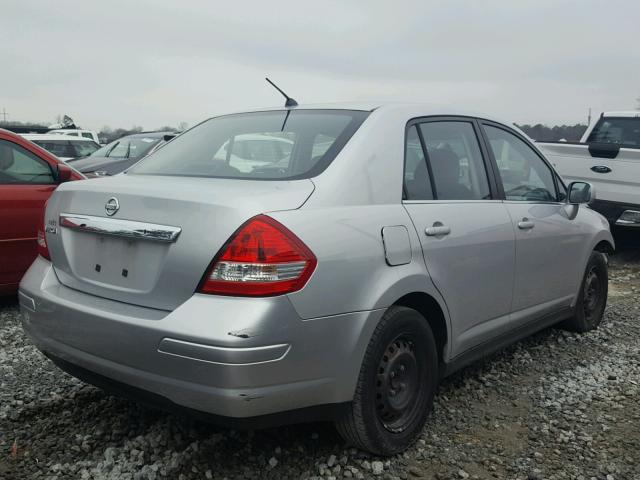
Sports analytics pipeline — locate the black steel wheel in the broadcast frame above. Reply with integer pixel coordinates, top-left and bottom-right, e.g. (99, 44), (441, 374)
(375, 335), (423, 433)
(336, 306), (438, 455)
(582, 266), (603, 322)
(562, 251), (608, 333)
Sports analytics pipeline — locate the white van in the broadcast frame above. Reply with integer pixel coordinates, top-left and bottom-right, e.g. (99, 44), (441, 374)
(48, 129), (101, 144)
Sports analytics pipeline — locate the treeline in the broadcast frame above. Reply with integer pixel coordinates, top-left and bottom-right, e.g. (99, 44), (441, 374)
(3, 119), (588, 143)
(516, 124), (587, 142)
(0, 119), (47, 126)
(97, 123), (589, 144)
(0, 120), (184, 144)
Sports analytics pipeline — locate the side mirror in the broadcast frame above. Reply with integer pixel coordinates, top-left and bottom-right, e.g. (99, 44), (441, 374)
(567, 181), (595, 205)
(56, 163), (73, 183)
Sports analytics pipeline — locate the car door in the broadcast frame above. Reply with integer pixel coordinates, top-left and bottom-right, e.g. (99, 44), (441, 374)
(0, 138), (57, 291)
(402, 118), (516, 357)
(480, 122), (588, 320)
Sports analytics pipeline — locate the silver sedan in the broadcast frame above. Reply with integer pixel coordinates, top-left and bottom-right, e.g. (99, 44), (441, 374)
(19, 103), (614, 455)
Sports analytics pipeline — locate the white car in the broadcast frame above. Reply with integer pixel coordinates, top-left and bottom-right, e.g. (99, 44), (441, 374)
(213, 134), (294, 173)
(538, 111), (640, 228)
(48, 128), (101, 144)
(20, 134), (101, 161)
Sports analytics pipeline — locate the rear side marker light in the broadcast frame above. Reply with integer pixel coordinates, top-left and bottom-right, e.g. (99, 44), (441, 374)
(199, 215), (316, 297)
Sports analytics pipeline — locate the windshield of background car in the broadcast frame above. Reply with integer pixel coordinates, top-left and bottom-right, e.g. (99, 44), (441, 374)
(89, 137), (161, 159)
(587, 117), (640, 147)
(128, 110), (369, 179)
(69, 140), (100, 157)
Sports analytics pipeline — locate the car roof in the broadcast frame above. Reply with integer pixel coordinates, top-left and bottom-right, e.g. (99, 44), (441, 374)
(231, 134), (294, 143)
(211, 102), (515, 125)
(48, 129), (94, 133)
(20, 134), (98, 141)
(601, 111), (640, 118)
(122, 131), (176, 139)
(216, 102), (379, 116)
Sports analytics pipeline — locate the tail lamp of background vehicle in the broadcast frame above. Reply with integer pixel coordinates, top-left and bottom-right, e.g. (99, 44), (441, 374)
(199, 215), (317, 297)
(37, 206), (50, 260)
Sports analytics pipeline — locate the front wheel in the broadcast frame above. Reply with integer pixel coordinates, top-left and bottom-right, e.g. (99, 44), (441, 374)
(335, 306), (438, 455)
(562, 251), (608, 333)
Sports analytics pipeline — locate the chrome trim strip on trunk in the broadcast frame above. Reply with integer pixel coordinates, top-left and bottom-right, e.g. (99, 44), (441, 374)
(59, 214), (182, 243)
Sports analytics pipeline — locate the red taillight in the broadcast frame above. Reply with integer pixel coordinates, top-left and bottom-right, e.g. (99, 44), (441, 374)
(37, 207), (50, 260)
(199, 215), (317, 297)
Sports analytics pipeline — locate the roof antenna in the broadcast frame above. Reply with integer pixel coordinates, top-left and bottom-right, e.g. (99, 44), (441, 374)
(265, 77), (298, 108)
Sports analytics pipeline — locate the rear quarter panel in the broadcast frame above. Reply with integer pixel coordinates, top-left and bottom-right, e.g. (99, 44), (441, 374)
(271, 204), (449, 323)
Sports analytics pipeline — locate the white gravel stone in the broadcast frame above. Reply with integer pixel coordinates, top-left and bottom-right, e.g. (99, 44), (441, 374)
(371, 461), (384, 475)
(2, 253), (639, 480)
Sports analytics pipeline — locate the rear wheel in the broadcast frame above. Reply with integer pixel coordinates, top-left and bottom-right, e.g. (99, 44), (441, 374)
(562, 251), (608, 332)
(335, 306), (438, 455)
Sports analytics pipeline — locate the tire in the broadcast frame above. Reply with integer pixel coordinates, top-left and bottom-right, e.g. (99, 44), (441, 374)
(335, 306), (438, 455)
(562, 251), (608, 333)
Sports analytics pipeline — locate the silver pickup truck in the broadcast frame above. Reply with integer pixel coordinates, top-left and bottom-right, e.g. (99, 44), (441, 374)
(538, 111), (640, 228)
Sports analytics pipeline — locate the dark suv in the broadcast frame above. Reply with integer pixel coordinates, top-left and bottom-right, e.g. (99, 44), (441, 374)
(69, 131), (176, 177)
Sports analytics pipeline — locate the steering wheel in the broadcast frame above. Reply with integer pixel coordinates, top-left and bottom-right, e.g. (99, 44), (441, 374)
(506, 185), (553, 202)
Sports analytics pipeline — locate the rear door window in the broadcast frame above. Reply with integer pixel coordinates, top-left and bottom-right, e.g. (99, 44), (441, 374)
(403, 125), (433, 200)
(418, 121), (491, 200)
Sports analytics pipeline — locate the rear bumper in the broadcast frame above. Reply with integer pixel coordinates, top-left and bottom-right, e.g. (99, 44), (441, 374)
(19, 256), (382, 420)
(45, 353), (350, 428)
(591, 199), (640, 227)
(0, 283), (18, 296)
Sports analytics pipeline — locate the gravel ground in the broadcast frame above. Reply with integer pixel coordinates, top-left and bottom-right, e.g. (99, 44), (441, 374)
(1, 246), (639, 480)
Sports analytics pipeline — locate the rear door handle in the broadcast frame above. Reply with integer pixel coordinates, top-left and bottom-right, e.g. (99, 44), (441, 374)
(590, 165), (612, 174)
(517, 218), (535, 230)
(425, 225), (451, 236)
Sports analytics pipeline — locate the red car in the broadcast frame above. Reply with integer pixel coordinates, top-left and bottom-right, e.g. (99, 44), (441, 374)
(0, 128), (83, 295)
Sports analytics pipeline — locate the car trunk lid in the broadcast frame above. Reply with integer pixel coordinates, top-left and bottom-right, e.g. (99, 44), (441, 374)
(44, 174), (314, 310)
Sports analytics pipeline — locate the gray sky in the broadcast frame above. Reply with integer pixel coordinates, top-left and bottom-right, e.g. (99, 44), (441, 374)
(2, 0), (638, 130)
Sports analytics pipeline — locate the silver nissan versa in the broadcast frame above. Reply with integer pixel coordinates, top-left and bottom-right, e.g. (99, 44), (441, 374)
(19, 103), (614, 455)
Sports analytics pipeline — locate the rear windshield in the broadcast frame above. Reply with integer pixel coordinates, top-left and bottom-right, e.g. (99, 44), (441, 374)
(587, 117), (640, 147)
(33, 139), (100, 158)
(128, 109), (369, 180)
